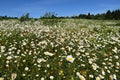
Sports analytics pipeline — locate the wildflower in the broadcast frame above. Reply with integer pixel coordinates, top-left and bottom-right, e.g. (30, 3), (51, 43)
(37, 58), (41, 63)
(6, 60), (9, 64)
(96, 77), (100, 80)
(11, 73), (17, 80)
(112, 47), (117, 53)
(76, 72), (86, 80)
(50, 76), (54, 80)
(14, 60), (17, 63)
(60, 47), (65, 50)
(76, 52), (80, 56)
(113, 74), (117, 80)
(23, 60), (26, 62)
(107, 70), (110, 73)
(114, 55), (119, 59)
(116, 62), (119, 66)
(102, 70), (105, 75)
(44, 52), (54, 56)
(66, 55), (75, 63)
(8, 48), (12, 51)
(59, 70), (64, 75)
(92, 63), (98, 70)
(111, 37), (120, 43)
(102, 62), (106, 65)
(109, 74), (117, 80)
(37, 58), (46, 63)
(8, 52), (12, 54)
(99, 75), (104, 79)
(38, 64), (41, 67)
(88, 59), (93, 64)
(41, 77), (45, 80)
(6, 56), (12, 60)
(36, 74), (39, 77)
(22, 41), (27, 46)
(89, 74), (94, 78)
(44, 70), (47, 72)
(104, 66), (108, 69)
(109, 75), (113, 80)
(25, 67), (29, 71)
(38, 40), (47, 45)
(1, 46), (5, 53)
(85, 53), (89, 56)
(60, 38), (64, 42)
(0, 78), (4, 80)
(22, 74), (26, 76)
(47, 64), (50, 68)
(81, 64), (85, 67)
(6, 64), (9, 67)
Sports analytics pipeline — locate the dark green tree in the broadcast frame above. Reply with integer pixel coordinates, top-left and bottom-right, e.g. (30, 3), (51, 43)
(105, 10), (112, 19)
(86, 13), (91, 19)
(19, 13), (30, 22)
(41, 12), (57, 19)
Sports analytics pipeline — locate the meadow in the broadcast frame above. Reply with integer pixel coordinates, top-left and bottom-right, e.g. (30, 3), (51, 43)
(0, 19), (120, 80)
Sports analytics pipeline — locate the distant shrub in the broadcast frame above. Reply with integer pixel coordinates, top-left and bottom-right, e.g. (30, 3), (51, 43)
(19, 13), (30, 22)
(41, 12), (57, 19)
(115, 22), (120, 26)
(41, 19), (62, 26)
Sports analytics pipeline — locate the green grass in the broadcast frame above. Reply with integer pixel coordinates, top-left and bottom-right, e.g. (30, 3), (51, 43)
(0, 19), (120, 80)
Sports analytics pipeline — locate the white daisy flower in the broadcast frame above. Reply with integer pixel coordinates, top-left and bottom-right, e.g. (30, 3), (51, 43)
(66, 55), (75, 63)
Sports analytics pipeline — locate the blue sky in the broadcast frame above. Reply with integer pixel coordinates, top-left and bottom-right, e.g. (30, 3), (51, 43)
(0, 0), (120, 18)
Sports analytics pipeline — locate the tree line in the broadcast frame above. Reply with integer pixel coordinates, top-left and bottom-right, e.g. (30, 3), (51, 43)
(73, 9), (120, 20)
(0, 9), (120, 21)
(0, 16), (18, 20)
(41, 9), (120, 20)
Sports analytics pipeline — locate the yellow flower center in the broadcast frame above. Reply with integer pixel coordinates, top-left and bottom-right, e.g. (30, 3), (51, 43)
(68, 57), (73, 61)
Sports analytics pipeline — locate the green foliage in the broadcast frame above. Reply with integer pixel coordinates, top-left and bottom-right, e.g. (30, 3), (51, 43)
(19, 13), (30, 22)
(93, 27), (100, 32)
(115, 22), (120, 26)
(41, 19), (62, 26)
(0, 16), (18, 20)
(71, 9), (120, 20)
(41, 12), (57, 19)
(0, 9), (120, 20)
(0, 19), (120, 80)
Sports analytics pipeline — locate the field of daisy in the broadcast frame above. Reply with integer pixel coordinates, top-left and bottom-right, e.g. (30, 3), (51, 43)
(0, 19), (120, 80)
